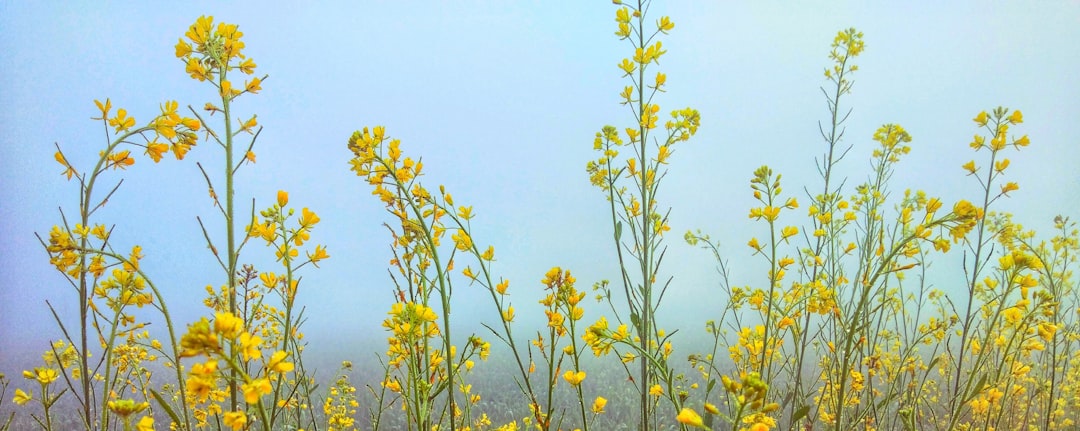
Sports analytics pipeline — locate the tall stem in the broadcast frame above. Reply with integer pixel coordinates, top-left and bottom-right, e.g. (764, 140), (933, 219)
(219, 61), (240, 412)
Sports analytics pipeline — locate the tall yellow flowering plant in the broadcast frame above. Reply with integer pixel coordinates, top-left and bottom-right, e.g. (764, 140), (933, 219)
(28, 15), (326, 431)
(585, 0), (700, 429)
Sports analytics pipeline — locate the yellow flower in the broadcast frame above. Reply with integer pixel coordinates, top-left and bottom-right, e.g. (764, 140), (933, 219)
(239, 58), (257, 74)
(962, 160), (977, 174)
(780, 226), (798, 241)
(26, 367), (58, 385)
(994, 158), (1010, 172)
(185, 57), (208, 81)
(268, 351), (294, 374)
(238, 332), (262, 361)
(223, 411), (247, 430)
(94, 98), (112, 119)
(649, 384), (663, 396)
(136, 416), (154, 431)
(563, 370), (586, 386)
(591, 396), (607, 414)
(175, 38), (192, 58)
(107, 399), (150, 418)
(703, 402), (719, 415)
(242, 378), (272, 404)
(245, 77), (262, 94)
(1008, 109), (1023, 124)
(145, 141), (169, 163)
(657, 16), (674, 32)
(676, 408), (706, 428)
(973, 111), (989, 127)
(186, 360), (218, 402)
(214, 311), (244, 339)
(13, 388), (32, 405)
(300, 207), (321, 227)
(308, 245), (330, 265)
(54, 151), (77, 180)
(453, 229), (473, 251)
(747, 237), (761, 251)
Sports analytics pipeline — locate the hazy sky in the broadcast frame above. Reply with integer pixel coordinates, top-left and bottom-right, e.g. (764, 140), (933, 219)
(2, 3), (1078, 371)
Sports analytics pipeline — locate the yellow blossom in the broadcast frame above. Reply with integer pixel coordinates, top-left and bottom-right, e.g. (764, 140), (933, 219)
(238, 332), (262, 361)
(223, 411), (246, 430)
(268, 351), (294, 374)
(242, 378), (272, 404)
(973, 111), (989, 127)
(1008, 109), (1023, 124)
(214, 311), (244, 339)
(136, 416), (154, 431)
(563, 370), (586, 386)
(137, 414), (154, 431)
(676, 408), (706, 428)
(592, 396), (607, 414)
(13, 388), (32, 405)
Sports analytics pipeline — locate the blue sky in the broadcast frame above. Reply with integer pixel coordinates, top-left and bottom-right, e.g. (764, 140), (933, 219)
(2, 2), (1078, 370)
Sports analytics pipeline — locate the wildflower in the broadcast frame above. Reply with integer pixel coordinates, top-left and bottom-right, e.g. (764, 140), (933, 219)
(94, 98), (112, 119)
(676, 408), (706, 429)
(245, 77), (262, 94)
(109, 109), (136, 132)
(649, 384), (663, 396)
(973, 111), (989, 127)
(136, 416), (154, 431)
(107, 399), (150, 418)
(308, 245), (330, 265)
(563, 370), (586, 386)
(268, 350), (294, 374)
(238, 332), (262, 361)
(1008, 109), (1023, 124)
(242, 378), (272, 403)
(592, 396), (607, 414)
(962, 160), (977, 174)
(179, 317), (220, 357)
(214, 311), (244, 339)
(186, 360), (218, 402)
(223, 411), (247, 430)
(13, 388), (32, 405)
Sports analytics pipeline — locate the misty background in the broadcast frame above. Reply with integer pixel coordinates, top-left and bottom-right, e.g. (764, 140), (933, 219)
(2, 2), (1078, 380)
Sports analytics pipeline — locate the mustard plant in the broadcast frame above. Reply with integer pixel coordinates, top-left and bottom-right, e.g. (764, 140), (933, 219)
(35, 82), (200, 430)
(27, 15), (332, 431)
(348, 127), (496, 431)
(585, 0), (700, 429)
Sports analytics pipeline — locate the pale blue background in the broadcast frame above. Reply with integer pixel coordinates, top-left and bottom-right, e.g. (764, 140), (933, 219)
(2, 2), (1078, 374)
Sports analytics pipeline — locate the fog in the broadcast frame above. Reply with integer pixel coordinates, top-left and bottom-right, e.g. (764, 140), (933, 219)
(2, 3), (1078, 417)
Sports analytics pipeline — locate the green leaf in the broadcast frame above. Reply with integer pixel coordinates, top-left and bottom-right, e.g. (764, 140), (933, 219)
(150, 389), (182, 427)
(791, 405), (811, 425)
